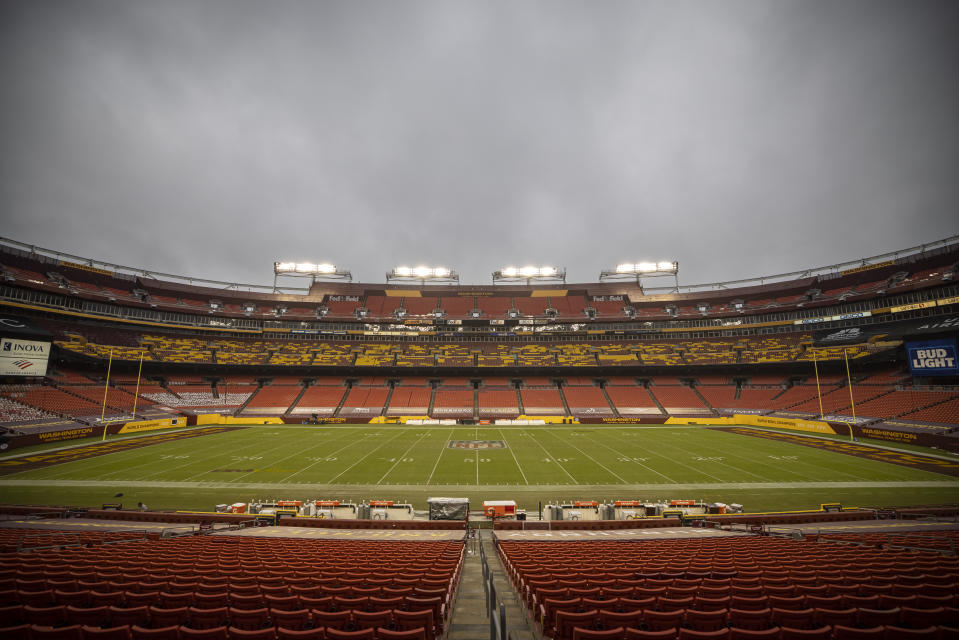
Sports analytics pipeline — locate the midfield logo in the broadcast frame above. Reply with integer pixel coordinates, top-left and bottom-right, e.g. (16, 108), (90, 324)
(448, 440), (506, 449)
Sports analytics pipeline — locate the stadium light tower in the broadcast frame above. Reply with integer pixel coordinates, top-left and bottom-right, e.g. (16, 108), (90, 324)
(600, 261), (679, 290)
(387, 265), (459, 284)
(273, 261), (352, 290)
(492, 265), (566, 285)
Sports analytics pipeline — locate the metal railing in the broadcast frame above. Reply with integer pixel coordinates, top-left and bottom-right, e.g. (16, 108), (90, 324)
(480, 532), (508, 640)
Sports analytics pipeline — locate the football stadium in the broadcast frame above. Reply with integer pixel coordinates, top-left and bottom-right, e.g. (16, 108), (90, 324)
(1, 235), (958, 639)
(4, 1), (959, 639)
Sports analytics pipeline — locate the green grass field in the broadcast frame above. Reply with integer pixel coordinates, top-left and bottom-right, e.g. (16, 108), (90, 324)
(1, 424), (957, 513)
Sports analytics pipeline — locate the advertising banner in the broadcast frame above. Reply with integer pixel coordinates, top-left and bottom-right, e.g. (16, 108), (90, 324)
(0, 337), (50, 376)
(907, 338), (959, 376)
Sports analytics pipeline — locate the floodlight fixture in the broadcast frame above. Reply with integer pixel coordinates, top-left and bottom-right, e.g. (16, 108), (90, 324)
(493, 265), (566, 284)
(601, 260), (679, 289)
(273, 260), (352, 290)
(387, 265), (459, 284)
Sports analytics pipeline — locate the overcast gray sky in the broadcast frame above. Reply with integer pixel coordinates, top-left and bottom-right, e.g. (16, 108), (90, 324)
(1, 1), (957, 289)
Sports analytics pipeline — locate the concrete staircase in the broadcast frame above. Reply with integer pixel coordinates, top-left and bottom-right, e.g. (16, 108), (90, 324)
(446, 529), (533, 640)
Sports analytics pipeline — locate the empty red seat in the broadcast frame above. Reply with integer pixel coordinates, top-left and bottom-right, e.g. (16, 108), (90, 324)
(226, 628), (276, 640)
(79, 625), (132, 640)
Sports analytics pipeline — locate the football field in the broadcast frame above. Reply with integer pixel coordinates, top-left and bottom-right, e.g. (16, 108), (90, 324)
(1, 424), (957, 512)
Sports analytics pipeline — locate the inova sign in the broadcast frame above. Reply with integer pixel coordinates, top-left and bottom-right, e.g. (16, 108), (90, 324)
(1, 338), (48, 355)
(0, 338), (51, 376)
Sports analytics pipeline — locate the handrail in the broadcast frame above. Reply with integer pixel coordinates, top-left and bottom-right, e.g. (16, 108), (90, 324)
(17, 532), (82, 552)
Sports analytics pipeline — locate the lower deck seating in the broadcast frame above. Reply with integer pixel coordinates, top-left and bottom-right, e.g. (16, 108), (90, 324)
(562, 387), (613, 417)
(647, 386), (711, 415)
(289, 386), (347, 417)
(0, 534), (464, 640)
(605, 387), (662, 416)
(338, 387), (390, 419)
(387, 387), (432, 416)
(6, 386), (110, 418)
(520, 389), (565, 415)
(0, 393), (58, 422)
(499, 534), (959, 640)
(853, 390), (959, 421)
(431, 390), (474, 418)
(477, 389), (519, 417)
(241, 386), (302, 415)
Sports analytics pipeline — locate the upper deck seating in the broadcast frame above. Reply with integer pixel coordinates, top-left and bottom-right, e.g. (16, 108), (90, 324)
(638, 343), (683, 366)
(515, 345), (556, 367)
(550, 296), (587, 319)
(514, 297), (548, 317)
(324, 297), (363, 318)
(363, 295), (394, 318)
(403, 296), (438, 316)
(439, 295), (474, 318)
(313, 343), (355, 366)
(476, 297), (512, 318)
(354, 344), (394, 367)
(589, 299), (627, 318)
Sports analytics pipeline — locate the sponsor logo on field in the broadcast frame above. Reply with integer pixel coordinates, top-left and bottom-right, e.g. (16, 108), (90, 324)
(448, 440), (506, 449)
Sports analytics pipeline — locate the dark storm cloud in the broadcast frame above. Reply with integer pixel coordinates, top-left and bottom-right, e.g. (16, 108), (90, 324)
(1, 1), (957, 288)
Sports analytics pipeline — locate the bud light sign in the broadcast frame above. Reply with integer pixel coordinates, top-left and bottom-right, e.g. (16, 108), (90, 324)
(907, 339), (958, 376)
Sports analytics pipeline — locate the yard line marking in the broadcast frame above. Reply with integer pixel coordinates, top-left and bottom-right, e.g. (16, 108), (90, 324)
(77, 430), (253, 482)
(709, 432), (868, 482)
(278, 430), (370, 483)
(182, 430), (308, 483)
(528, 432), (579, 485)
(35, 430), (220, 480)
(584, 435), (676, 483)
(603, 429), (726, 482)
(3, 479), (954, 491)
(324, 429), (411, 484)
(499, 428), (529, 486)
(549, 431), (628, 483)
(229, 430), (353, 483)
(426, 429), (455, 485)
(376, 431), (431, 485)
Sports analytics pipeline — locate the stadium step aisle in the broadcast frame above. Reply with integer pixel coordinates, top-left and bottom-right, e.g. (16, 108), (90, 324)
(444, 531), (533, 640)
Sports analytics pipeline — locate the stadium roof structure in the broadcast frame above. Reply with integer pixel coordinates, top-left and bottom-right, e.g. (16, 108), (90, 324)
(2, 234), (955, 296)
(0, 235), (957, 332)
